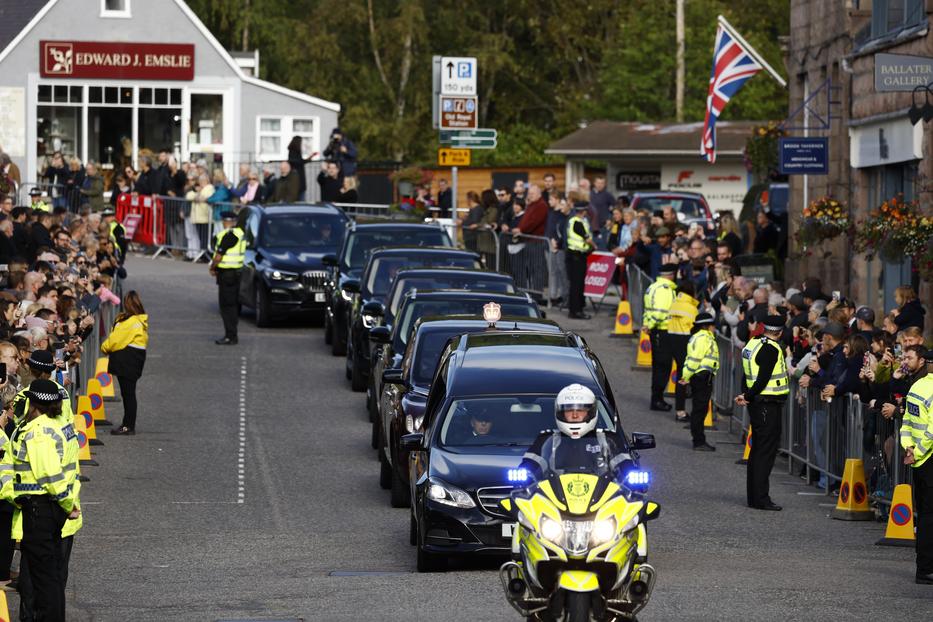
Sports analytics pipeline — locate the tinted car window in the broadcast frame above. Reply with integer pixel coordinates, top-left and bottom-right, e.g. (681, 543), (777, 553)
(261, 213), (346, 250)
(389, 276), (514, 315)
(366, 256), (480, 297)
(395, 300), (538, 350)
(437, 396), (614, 447)
(412, 330), (468, 385)
(636, 197), (706, 220)
(343, 230), (451, 270)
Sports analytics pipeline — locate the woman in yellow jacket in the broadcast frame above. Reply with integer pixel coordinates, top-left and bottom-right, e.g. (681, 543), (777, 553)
(668, 281), (699, 422)
(101, 291), (148, 435)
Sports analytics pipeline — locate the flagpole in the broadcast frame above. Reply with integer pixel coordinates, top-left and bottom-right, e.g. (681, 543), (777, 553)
(717, 15), (787, 89)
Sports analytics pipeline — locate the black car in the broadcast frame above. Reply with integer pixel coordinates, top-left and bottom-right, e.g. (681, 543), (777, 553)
(376, 315), (562, 508)
(403, 331), (650, 572)
(368, 289), (543, 441)
(322, 222), (452, 356)
(237, 204), (350, 327)
(345, 247), (482, 391)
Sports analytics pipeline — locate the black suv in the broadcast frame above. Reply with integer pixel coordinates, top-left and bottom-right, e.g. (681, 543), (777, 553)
(322, 223), (452, 356)
(237, 204), (350, 326)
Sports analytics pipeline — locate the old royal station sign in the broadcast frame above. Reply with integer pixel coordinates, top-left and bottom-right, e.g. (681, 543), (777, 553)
(40, 41), (195, 81)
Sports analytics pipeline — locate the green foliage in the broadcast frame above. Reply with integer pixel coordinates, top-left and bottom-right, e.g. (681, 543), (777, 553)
(188, 0), (789, 164)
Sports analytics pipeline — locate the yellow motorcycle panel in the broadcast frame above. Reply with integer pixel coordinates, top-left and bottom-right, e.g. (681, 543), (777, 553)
(559, 473), (600, 514)
(558, 570), (600, 592)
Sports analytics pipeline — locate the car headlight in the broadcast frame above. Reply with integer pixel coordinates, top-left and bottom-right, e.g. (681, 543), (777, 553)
(266, 269), (298, 281)
(426, 477), (475, 508)
(539, 516), (563, 544)
(590, 517), (617, 545)
(339, 288), (354, 302)
(362, 313), (380, 329)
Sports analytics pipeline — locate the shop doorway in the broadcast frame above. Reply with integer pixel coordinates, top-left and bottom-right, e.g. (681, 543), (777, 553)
(89, 107), (132, 171)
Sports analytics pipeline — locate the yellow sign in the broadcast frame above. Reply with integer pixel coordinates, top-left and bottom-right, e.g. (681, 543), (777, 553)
(438, 148), (471, 166)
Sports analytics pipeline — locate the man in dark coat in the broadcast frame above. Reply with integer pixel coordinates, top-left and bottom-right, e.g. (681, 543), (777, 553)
(322, 127), (358, 177)
(317, 161), (343, 203)
(29, 212), (54, 261)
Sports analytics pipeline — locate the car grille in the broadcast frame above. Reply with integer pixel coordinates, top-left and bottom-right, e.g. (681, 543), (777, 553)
(476, 486), (514, 518)
(302, 270), (328, 291)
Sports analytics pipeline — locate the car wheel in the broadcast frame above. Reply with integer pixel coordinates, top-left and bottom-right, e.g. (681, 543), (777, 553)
(409, 513), (417, 546)
(416, 527), (446, 573)
(390, 467), (410, 508)
(350, 345), (367, 392)
(379, 451), (391, 490)
(324, 312), (333, 345)
(254, 283), (271, 328)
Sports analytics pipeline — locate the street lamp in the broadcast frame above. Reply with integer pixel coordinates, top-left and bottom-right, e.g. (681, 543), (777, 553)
(908, 83), (933, 125)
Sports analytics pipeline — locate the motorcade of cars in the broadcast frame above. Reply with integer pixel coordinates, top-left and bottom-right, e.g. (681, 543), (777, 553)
(376, 313), (561, 508)
(628, 191), (715, 236)
(345, 247), (483, 391)
(321, 222), (452, 356)
(236, 203), (350, 327)
(401, 330), (652, 572)
(367, 289), (543, 440)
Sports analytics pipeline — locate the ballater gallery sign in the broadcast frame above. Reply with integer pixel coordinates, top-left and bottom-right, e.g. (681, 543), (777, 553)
(40, 41), (195, 80)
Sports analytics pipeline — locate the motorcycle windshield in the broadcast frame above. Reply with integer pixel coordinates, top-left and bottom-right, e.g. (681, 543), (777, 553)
(537, 434), (625, 480)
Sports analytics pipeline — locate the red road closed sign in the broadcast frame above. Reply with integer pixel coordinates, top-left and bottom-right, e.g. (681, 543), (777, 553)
(583, 252), (617, 298)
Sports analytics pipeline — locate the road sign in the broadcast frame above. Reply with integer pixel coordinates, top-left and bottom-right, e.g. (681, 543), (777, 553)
(439, 128), (497, 143)
(440, 57), (477, 95)
(778, 137), (828, 175)
(439, 96), (478, 130)
(450, 137), (497, 149)
(438, 148), (471, 166)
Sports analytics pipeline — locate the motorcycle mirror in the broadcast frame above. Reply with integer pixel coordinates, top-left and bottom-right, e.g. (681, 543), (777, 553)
(342, 279), (360, 295)
(499, 499), (512, 512)
(362, 301), (384, 316)
(631, 432), (656, 450)
(643, 501), (661, 522)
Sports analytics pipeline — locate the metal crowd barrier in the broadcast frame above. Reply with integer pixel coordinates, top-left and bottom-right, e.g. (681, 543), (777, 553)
(17, 181), (85, 213)
(65, 277), (122, 406)
(625, 264), (653, 329)
(495, 232), (549, 298)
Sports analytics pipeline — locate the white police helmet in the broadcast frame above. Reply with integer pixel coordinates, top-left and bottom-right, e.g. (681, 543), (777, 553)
(554, 383), (597, 439)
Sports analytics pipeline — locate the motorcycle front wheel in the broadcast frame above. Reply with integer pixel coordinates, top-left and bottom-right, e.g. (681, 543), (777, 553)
(564, 592), (590, 622)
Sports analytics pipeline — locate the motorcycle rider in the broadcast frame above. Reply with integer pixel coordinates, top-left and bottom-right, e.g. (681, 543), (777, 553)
(520, 383), (629, 479)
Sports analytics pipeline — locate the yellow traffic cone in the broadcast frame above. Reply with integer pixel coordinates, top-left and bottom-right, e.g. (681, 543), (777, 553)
(736, 426), (751, 464)
(95, 357), (116, 400)
(86, 378), (111, 426)
(877, 484), (916, 547)
(664, 362), (677, 397)
(703, 401), (715, 429)
(0, 590), (10, 622)
(832, 459), (874, 521)
(609, 301), (635, 338)
(77, 396), (103, 447)
(631, 329), (652, 371)
(74, 412), (99, 467)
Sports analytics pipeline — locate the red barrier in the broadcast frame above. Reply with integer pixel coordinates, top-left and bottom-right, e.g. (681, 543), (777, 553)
(115, 194), (163, 245)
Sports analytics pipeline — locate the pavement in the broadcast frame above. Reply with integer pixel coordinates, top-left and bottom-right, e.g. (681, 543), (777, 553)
(21, 254), (929, 621)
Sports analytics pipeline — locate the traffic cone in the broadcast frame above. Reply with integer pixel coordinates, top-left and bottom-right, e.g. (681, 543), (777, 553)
(703, 401), (716, 429)
(631, 329), (652, 371)
(664, 362), (677, 397)
(0, 590), (10, 622)
(609, 301), (635, 338)
(832, 459), (874, 521)
(736, 426), (751, 464)
(876, 484), (916, 547)
(77, 396), (103, 446)
(95, 357), (117, 401)
(86, 378), (112, 426)
(74, 412), (99, 467)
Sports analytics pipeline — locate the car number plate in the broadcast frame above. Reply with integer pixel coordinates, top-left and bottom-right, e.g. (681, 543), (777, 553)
(501, 523), (515, 538)
(314, 293), (326, 302)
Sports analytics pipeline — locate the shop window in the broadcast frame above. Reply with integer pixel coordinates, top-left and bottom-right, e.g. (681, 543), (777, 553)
(258, 117), (282, 159)
(101, 0), (131, 18)
(89, 87), (102, 104)
(292, 118), (317, 159)
(37, 106), (82, 160)
(871, 0), (925, 39)
(190, 94), (224, 147)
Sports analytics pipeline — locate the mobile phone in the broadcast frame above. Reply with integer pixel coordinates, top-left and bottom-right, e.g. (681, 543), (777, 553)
(832, 291), (841, 302)
(0, 363), (6, 379)
(894, 344), (903, 358)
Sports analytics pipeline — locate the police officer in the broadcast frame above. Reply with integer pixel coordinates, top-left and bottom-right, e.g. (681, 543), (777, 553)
(734, 315), (789, 511)
(902, 348), (933, 584)
(564, 203), (594, 320)
(101, 207), (127, 261)
(643, 263), (677, 411)
(2, 379), (80, 622)
(210, 211), (246, 345)
(520, 384), (629, 479)
(12, 351), (74, 425)
(679, 312), (718, 451)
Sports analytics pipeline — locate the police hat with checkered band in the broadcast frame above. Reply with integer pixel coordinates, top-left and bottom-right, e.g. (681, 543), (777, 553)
(26, 350), (56, 373)
(24, 379), (63, 404)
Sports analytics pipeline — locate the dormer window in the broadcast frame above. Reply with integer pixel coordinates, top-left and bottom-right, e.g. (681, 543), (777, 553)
(101, 0), (131, 18)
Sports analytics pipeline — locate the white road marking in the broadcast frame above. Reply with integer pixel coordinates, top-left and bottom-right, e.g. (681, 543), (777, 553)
(238, 355), (247, 504)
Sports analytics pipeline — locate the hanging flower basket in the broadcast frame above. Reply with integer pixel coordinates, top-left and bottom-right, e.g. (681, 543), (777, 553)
(744, 121), (786, 182)
(852, 195), (933, 267)
(794, 196), (850, 252)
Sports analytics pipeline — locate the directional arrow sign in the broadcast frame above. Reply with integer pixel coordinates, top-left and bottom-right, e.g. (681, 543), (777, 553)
(450, 137), (497, 149)
(440, 129), (497, 143)
(440, 57), (477, 96)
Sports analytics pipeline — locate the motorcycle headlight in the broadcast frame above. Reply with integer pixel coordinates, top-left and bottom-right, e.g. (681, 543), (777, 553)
(539, 516), (563, 544)
(590, 517), (617, 545)
(426, 478), (475, 509)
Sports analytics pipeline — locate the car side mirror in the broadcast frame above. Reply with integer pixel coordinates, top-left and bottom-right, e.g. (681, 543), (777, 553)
(342, 279), (360, 295)
(370, 326), (391, 344)
(362, 301), (384, 316)
(631, 432), (656, 450)
(400, 432), (424, 451)
(322, 254), (337, 267)
(382, 368), (403, 384)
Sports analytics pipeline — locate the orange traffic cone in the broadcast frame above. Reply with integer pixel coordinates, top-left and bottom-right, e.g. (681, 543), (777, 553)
(95, 357), (117, 400)
(736, 426), (751, 465)
(664, 362), (677, 397)
(74, 412), (98, 467)
(832, 459), (874, 521)
(0, 590), (10, 621)
(703, 401), (716, 429)
(631, 329), (652, 371)
(609, 301), (635, 338)
(77, 396), (103, 447)
(86, 378), (112, 426)
(877, 484), (916, 547)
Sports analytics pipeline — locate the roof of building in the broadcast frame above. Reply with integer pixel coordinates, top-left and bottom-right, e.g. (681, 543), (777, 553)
(0, 1), (46, 53)
(546, 120), (763, 158)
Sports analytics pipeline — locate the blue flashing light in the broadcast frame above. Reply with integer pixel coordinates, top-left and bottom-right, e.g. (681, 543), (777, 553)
(507, 468), (529, 483)
(625, 470), (650, 486)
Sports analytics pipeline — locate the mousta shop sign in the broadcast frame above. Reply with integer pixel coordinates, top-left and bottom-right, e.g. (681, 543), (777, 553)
(40, 41), (195, 80)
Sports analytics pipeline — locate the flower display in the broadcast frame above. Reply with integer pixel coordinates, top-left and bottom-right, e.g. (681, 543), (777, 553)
(852, 196), (933, 269)
(793, 196), (850, 252)
(743, 121), (786, 183)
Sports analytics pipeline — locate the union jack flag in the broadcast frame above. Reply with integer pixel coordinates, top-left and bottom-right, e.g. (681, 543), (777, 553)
(701, 25), (763, 163)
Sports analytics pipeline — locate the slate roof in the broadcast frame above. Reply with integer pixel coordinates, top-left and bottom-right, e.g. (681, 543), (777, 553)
(0, 1), (45, 55)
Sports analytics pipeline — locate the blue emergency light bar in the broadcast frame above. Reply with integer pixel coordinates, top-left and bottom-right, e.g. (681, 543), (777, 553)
(625, 470), (650, 486)
(507, 468), (529, 483)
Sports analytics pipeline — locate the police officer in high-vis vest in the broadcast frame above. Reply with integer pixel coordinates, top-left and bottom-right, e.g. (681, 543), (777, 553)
(734, 315), (788, 511)
(101, 207), (127, 261)
(564, 202), (594, 319)
(1, 379), (80, 622)
(210, 211), (246, 345)
(643, 263), (677, 411)
(902, 348), (933, 584)
(679, 312), (718, 452)
(11, 350), (74, 426)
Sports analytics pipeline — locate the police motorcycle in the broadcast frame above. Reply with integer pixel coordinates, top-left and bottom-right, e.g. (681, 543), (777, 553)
(497, 385), (659, 622)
